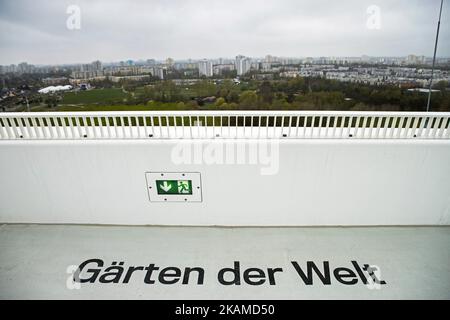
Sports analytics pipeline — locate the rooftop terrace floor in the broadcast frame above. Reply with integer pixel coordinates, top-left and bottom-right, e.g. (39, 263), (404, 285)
(0, 224), (449, 299)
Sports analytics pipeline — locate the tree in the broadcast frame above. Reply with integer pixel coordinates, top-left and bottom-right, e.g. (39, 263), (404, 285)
(272, 97), (290, 110)
(258, 81), (274, 105)
(186, 100), (199, 109)
(226, 91), (239, 103)
(215, 97), (226, 107)
(44, 95), (59, 108)
(285, 77), (305, 102)
(193, 80), (216, 97)
(433, 80), (448, 92)
(228, 102), (238, 110)
(239, 90), (258, 109)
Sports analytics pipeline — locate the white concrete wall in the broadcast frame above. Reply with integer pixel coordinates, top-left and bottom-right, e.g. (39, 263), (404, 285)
(0, 139), (449, 226)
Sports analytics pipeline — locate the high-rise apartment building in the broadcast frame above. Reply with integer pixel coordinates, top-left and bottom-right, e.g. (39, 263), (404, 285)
(235, 55), (251, 76)
(198, 59), (213, 77)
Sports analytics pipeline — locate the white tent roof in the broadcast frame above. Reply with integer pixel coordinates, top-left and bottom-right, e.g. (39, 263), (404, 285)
(38, 85), (72, 94)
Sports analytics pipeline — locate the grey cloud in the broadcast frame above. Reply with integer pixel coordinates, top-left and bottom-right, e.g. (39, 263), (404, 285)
(0, 0), (448, 65)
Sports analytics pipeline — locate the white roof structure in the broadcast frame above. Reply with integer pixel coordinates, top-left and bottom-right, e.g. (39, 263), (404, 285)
(38, 85), (72, 94)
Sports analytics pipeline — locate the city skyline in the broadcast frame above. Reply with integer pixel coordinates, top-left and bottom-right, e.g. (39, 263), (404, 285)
(0, 0), (449, 65)
(2, 53), (450, 68)
(2, 53), (448, 92)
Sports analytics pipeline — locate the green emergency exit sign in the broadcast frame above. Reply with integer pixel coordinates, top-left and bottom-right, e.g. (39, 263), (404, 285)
(146, 172), (201, 202)
(156, 180), (193, 195)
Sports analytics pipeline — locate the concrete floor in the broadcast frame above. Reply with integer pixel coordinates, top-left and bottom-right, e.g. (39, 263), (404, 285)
(0, 224), (449, 299)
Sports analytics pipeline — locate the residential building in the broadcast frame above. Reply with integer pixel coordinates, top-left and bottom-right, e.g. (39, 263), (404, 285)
(198, 59), (213, 77)
(235, 55), (252, 75)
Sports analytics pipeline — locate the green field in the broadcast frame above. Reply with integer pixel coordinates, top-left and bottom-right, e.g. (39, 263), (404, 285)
(31, 101), (210, 112)
(60, 88), (128, 105)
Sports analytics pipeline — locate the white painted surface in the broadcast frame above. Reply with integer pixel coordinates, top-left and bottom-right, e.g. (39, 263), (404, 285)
(0, 224), (449, 299)
(0, 139), (449, 226)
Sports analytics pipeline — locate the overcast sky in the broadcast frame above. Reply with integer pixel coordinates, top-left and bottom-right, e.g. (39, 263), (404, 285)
(0, 0), (449, 65)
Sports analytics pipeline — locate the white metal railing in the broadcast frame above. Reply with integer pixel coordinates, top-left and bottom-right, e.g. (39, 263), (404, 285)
(0, 111), (449, 140)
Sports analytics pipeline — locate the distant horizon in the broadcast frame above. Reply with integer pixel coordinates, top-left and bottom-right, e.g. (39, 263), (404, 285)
(3, 54), (450, 67)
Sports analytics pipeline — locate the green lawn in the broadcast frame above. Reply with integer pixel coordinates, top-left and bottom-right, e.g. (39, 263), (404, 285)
(60, 88), (128, 105)
(31, 102), (217, 112)
(32, 104), (150, 112)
